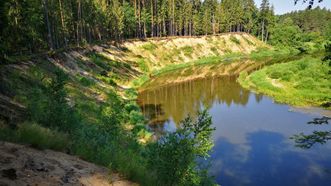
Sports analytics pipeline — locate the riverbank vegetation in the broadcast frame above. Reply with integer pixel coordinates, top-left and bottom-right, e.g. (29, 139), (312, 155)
(0, 58), (216, 185)
(238, 7), (331, 108)
(238, 55), (331, 108)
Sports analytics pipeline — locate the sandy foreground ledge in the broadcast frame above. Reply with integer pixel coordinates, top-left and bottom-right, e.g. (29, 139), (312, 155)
(0, 141), (137, 186)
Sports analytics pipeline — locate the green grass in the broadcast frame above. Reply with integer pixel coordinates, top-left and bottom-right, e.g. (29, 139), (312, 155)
(180, 46), (194, 57)
(230, 36), (241, 45)
(140, 48), (298, 80)
(238, 57), (331, 108)
(0, 122), (70, 151)
(141, 42), (158, 51)
(152, 52), (245, 77)
(137, 58), (150, 72)
(249, 47), (297, 60)
(79, 76), (95, 87)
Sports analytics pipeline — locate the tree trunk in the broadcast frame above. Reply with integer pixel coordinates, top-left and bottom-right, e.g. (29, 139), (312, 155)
(43, 0), (53, 50)
(58, 0), (67, 46)
(261, 19), (265, 42)
(151, 0), (153, 37)
(172, 0), (175, 36)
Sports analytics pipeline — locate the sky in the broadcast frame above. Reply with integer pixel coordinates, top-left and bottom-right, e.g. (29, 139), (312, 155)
(254, 0), (331, 15)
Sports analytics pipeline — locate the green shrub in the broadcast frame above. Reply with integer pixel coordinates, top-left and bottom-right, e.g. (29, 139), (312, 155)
(27, 69), (81, 133)
(138, 58), (149, 72)
(181, 46), (194, 57)
(107, 78), (117, 86)
(147, 110), (216, 186)
(124, 88), (138, 99)
(269, 71), (282, 79)
(79, 76), (95, 87)
(129, 110), (145, 125)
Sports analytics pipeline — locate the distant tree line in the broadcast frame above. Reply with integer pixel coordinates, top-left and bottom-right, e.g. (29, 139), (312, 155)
(280, 6), (331, 33)
(0, 0), (330, 58)
(0, 0), (273, 57)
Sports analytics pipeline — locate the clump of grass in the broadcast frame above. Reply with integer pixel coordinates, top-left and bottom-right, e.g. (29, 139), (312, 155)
(90, 53), (112, 70)
(230, 36), (241, 45)
(243, 36), (255, 46)
(196, 43), (203, 49)
(180, 46), (194, 57)
(79, 76), (95, 87)
(250, 47), (297, 60)
(131, 74), (150, 87)
(0, 122), (70, 151)
(141, 42), (158, 51)
(211, 47), (219, 55)
(138, 58), (149, 72)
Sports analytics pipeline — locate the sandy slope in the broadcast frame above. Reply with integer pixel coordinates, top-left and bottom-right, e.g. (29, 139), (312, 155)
(0, 142), (137, 186)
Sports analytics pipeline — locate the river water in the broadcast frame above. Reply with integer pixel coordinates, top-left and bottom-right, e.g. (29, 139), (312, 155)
(137, 62), (331, 186)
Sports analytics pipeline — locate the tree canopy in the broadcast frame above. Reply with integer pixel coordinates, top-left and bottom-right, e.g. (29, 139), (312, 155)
(1, 0), (330, 59)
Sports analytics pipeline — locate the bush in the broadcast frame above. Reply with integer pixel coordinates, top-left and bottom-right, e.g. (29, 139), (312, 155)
(108, 78), (117, 86)
(269, 71), (282, 79)
(138, 58), (149, 72)
(181, 46), (194, 57)
(79, 76), (95, 87)
(147, 110), (216, 186)
(27, 68), (81, 133)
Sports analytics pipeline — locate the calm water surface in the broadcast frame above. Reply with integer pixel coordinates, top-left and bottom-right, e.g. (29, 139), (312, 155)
(138, 71), (331, 186)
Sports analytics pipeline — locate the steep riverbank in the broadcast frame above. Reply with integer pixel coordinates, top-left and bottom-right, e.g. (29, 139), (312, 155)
(0, 33), (270, 185)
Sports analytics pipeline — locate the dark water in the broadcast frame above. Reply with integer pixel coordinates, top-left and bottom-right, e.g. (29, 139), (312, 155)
(138, 75), (331, 186)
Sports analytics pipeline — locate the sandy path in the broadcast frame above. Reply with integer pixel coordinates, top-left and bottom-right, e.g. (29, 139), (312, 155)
(0, 142), (137, 186)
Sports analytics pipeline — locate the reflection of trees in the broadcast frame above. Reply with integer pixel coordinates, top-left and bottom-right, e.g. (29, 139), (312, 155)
(138, 76), (252, 125)
(291, 117), (331, 149)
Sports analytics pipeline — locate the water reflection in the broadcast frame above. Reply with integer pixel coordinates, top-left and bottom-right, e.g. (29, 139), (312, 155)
(291, 117), (331, 149)
(212, 130), (331, 186)
(138, 76), (258, 127)
(138, 74), (331, 186)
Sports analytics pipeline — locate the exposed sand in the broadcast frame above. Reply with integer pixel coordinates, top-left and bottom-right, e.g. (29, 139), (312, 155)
(0, 142), (137, 186)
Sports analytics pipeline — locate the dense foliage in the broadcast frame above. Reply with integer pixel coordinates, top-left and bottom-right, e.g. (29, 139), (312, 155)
(280, 7), (331, 34)
(1, 0), (275, 58)
(148, 110), (215, 185)
(267, 7), (331, 52)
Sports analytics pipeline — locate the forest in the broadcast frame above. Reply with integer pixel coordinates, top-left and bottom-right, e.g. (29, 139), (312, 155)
(1, 0), (330, 58)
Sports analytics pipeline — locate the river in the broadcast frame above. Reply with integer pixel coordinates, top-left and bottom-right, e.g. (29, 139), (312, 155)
(137, 59), (331, 186)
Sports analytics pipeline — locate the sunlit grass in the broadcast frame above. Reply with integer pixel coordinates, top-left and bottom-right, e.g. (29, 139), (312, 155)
(239, 57), (331, 107)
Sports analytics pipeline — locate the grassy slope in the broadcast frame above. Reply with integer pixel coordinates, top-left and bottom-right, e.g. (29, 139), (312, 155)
(238, 57), (331, 108)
